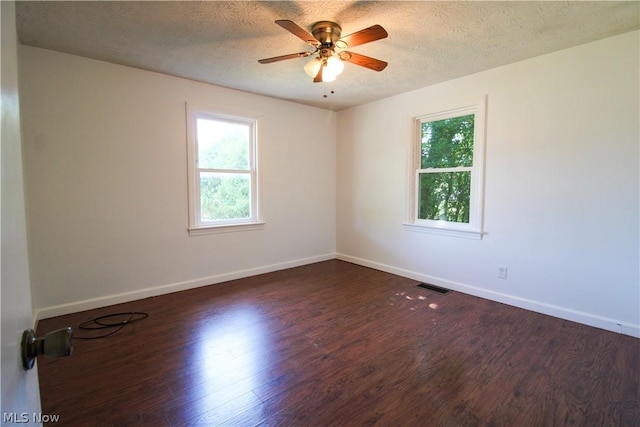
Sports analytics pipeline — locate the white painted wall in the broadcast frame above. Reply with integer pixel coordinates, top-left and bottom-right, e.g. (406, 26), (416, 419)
(336, 31), (640, 337)
(1, 1), (43, 420)
(19, 46), (336, 318)
(17, 30), (640, 338)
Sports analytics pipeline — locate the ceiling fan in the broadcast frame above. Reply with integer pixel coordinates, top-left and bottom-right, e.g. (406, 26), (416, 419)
(258, 20), (388, 83)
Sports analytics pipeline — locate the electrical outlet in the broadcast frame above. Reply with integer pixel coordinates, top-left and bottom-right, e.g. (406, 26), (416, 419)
(498, 266), (508, 279)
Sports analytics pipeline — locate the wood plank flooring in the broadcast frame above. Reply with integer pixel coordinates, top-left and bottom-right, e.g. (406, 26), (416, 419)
(36, 260), (639, 426)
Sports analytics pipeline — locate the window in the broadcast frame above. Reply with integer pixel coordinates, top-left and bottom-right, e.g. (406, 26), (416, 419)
(186, 104), (262, 235)
(406, 97), (486, 239)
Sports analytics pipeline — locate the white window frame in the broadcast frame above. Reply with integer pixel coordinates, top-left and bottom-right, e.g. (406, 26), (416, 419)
(404, 96), (486, 239)
(186, 103), (263, 236)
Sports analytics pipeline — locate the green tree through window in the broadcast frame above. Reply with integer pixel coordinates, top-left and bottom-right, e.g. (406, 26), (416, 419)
(196, 118), (252, 221)
(418, 114), (474, 223)
(409, 97), (486, 238)
(186, 105), (259, 232)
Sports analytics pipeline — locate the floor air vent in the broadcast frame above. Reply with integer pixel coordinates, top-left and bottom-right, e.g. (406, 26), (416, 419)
(417, 283), (451, 294)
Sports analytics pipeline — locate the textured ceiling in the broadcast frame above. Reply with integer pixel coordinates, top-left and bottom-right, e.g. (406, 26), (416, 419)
(16, 1), (640, 110)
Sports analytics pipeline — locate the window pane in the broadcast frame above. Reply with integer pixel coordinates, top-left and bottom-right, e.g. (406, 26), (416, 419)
(421, 114), (474, 168)
(200, 172), (250, 221)
(197, 118), (249, 170)
(418, 172), (471, 223)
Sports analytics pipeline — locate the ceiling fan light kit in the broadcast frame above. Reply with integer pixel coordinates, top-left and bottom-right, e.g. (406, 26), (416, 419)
(304, 55), (344, 82)
(259, 19), (388, 89)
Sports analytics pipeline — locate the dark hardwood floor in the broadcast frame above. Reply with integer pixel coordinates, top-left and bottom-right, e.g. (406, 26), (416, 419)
(37, 260), (639, 426)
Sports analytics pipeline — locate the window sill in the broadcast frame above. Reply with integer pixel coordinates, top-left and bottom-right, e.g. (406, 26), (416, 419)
(188, 221), (265, 236)
(403, 223), (483, 240)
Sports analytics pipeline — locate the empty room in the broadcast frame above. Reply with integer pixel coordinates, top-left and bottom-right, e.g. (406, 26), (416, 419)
(2, 1), (638, 426)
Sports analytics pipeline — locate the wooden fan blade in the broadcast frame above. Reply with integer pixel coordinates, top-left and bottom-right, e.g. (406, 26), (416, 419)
(258, 52), (312, 64)
(340, 24), (388, 48)
(341, 51), (388, 71)
(313, 65), (323, 83)
(275, 20), (319, 46)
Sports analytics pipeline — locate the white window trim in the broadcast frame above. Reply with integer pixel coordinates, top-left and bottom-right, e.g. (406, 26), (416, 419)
(185, 103), (264, 236)
(404, 96), (487, 240)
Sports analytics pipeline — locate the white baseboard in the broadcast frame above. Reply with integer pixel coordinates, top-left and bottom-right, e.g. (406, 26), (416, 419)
(336, 253), (640, 339)
(35, 253), (336, 321)
(36, 252), (640, 339)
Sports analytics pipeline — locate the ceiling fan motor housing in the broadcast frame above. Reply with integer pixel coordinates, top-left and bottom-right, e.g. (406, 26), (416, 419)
(311, 21), (342, 46)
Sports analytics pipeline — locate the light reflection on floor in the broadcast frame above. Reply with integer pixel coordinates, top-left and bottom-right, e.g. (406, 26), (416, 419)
(190, 304), (269, 418)
(184, 290), (442, 419)
(392, 291), (441, 311)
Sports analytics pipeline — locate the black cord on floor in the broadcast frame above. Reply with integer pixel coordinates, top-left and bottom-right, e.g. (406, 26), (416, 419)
(74, 312), (149, 340)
